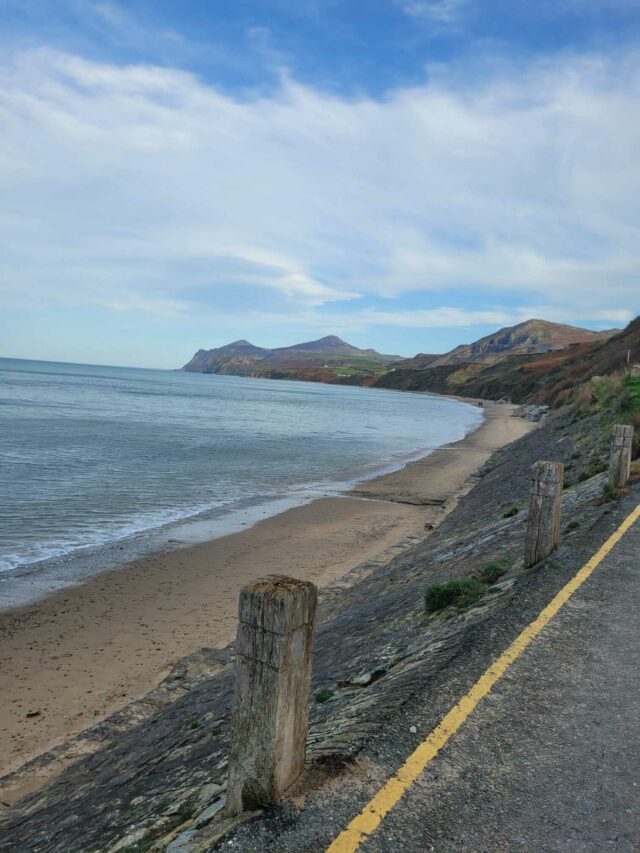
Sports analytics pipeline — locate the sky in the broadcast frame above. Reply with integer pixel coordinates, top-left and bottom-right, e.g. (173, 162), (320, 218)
(0, 1), (639, 367)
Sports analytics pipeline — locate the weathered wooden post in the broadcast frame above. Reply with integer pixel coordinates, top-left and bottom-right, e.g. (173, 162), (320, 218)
(225, 575), (317, 816)
(524, 460), (563, 568)
(609, 424), (634, 490)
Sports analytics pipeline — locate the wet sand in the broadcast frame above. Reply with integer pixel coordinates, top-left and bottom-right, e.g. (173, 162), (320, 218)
(0, 401), (534, 786)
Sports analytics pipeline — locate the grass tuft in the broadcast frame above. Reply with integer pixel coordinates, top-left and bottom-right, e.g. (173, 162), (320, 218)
(315, 688), (335, 704)
(424, 578), (486, 614)
(502, 506), (519, 518)
(479, 560), (509, 584)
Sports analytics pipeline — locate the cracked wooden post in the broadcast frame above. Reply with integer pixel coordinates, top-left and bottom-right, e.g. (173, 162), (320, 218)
(609, 424), (633, 490)
(524, 460), (563, 568)
(225, 575), (317, 816)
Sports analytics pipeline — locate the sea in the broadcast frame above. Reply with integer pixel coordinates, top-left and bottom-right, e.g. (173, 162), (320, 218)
(0, 358), (483, 603)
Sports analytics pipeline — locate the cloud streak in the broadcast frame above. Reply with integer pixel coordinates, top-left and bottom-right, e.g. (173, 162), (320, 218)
(399, 0), (469, 26)
(0, 45), (639, 339)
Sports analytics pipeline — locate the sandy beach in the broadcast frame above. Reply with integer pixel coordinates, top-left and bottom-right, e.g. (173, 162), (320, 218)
(0, 401), (534, 790)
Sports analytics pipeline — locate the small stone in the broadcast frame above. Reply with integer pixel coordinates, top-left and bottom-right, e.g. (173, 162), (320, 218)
(350, 673), (373, 687)
(409, 725), (417, 734)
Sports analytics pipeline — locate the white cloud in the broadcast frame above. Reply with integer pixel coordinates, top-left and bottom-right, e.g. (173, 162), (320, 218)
(355, 306), (633, 329)
(399, 0), (469, 26)
(0, 45), (639, 334)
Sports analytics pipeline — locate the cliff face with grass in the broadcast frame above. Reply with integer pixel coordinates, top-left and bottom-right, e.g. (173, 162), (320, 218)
(377, 317), (639, 408)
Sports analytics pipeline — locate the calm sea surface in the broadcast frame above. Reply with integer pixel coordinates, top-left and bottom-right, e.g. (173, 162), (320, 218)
(0, 358), (483, 575)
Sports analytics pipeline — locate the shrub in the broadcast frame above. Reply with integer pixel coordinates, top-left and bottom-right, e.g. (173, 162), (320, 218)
(480, 560), (509, 584)
(176, 801), (196, 825)
(424, 578), (486, 614)
(601, 483), (618, 503)
(565, 519), (581, 533)
(577, 461), (607, 483)
(502, 506), (518, 518)
(316, 688), (335, 703)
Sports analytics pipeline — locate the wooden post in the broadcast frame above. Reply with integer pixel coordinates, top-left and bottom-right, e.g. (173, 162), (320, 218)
(225, 575), (317, 816)
(609, 425), (633, 490)
(524, 460), (563, 568)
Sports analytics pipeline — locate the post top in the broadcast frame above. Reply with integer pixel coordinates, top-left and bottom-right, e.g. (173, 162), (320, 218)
(238, 574), (317, 634)
(612, 424), (634, 438)
(531, 460), (563, 481)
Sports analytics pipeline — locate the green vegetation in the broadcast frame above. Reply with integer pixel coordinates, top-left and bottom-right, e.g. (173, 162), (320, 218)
(479, 559), (509, 583)
(315, 688), (335, 703)
(601, 482), (619, 503)
(188, 720), (201, 730)
(577, 461), (607, 482)
(424, 578), (486, 613)
(502, 505), (519, 518)
(425, 558), (511, 614)
(620, 375), (640, 417)
(564, 519), (582, 533)
(176, 801), (196, 825)
(590, 376), (617, 411)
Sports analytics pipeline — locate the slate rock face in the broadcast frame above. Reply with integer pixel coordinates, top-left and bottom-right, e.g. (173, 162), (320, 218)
(0, 410), (612, 852)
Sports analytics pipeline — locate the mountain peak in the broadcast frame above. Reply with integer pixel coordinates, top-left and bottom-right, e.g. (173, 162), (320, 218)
(317, 335), (348, 344)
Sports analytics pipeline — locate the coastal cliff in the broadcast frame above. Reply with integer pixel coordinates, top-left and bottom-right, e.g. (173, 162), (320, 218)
(377, 317), (638, 406)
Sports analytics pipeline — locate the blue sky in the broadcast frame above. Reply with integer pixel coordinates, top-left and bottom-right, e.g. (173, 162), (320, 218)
(1, 0), (639, 366)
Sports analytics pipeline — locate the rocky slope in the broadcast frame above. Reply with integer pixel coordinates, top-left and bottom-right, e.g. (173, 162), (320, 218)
(378, 318), (637, 406)
(429, 319), (615, 367)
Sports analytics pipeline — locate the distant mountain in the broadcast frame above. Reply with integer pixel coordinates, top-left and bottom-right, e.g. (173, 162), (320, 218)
(267, 335), (365, 356)
(392, 320), (618, 373)
(181, 320), (623, 395)
(183, 340), (270, 374)
(181, 335), (402, 382)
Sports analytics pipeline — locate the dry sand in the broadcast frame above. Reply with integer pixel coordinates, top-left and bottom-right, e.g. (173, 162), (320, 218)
(0, 401), (533, 785)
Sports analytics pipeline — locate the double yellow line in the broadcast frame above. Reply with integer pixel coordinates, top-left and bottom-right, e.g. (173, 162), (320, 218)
(327, 502), (640, 852)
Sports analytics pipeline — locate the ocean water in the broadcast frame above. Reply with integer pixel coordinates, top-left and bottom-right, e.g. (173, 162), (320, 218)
(0, 358), (483, 576)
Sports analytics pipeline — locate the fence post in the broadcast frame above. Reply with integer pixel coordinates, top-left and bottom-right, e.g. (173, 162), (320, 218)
(225, 575), (317, 816)
(609, 425), (634, 490)
(524, 460), (563, 568)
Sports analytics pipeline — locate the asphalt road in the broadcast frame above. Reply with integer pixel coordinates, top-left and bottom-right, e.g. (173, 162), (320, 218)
(224, 495), (640, 852)
(354, 504), (640, 852)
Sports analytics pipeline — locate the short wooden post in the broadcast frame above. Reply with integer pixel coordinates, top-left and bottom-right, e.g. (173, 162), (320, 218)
(609, 425), (633, 489)
(524, 460), (563, 568)
(225, 575), (317, 816)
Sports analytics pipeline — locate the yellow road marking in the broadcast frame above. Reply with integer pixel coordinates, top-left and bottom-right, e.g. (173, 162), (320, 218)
(327, 502), (640, 853)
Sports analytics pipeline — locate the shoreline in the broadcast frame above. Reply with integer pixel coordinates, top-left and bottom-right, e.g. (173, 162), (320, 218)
(0, 387), (481, 611)
(0, 401), (534, 794)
